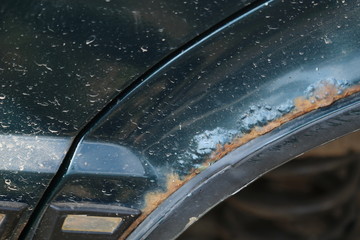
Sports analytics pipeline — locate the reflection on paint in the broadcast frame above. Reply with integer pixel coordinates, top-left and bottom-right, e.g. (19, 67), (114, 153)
(0, 135), (71, 172)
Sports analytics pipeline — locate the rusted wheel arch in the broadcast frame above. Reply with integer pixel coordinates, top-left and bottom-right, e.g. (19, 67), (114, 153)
(127, 92), (360, 240)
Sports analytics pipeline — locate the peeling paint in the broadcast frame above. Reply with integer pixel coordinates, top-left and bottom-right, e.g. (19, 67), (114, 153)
(120, 82), (360, 239)
(209, 83), (360, 163)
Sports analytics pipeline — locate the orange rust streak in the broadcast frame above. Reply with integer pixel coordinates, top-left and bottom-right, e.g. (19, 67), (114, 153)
(120, 84), (360, 240)
(210, 84), (360, 163)
(120, 173), (196, 240)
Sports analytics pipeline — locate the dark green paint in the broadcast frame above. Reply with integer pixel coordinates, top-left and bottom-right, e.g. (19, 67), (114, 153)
(0, 0), (255, 237)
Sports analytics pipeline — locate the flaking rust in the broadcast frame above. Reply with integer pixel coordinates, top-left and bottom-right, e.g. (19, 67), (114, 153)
(209, 83), (360, 163)
(120, 173), (196, 239)
(120, 82), (360, 239)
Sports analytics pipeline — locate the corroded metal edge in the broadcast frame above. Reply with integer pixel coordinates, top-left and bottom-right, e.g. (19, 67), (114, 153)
(120, 83), (360, 239)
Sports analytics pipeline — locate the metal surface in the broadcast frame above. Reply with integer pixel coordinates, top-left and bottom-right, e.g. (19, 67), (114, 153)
(1, 0), (252, 136)
(23, 0), (360, 239)
(1, 0), (256, 237)
(128, 93), (360, 240)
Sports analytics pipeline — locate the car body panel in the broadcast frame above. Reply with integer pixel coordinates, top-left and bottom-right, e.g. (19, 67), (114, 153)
(24, 0), (360, 239)
(1, 0), (256, 238)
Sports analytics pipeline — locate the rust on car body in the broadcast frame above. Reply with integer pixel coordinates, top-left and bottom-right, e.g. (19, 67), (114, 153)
(120, 173), (196, 239)
(209, 83), (360, 163)
(120, 82), (360, 239)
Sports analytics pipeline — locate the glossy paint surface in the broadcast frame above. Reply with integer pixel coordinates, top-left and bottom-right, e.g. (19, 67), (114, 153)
(1, 0), (254, 237)
(0, 0), (253, 136)
(34, 0), (360, 239)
